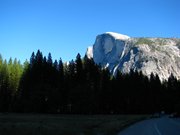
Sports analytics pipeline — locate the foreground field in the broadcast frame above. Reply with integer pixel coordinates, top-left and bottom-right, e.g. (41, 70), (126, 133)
(0, 113), (147, 135)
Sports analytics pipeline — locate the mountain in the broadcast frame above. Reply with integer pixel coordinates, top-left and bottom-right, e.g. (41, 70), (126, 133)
(86, 32), (180, 80)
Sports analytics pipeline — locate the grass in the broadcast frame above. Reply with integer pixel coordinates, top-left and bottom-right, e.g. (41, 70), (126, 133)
(0, 113), (148, 135)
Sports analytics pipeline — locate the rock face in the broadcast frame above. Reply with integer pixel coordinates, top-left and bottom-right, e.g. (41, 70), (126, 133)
(87, 32), (180, 80)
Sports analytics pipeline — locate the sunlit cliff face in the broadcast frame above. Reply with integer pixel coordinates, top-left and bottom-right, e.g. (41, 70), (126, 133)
(87, 32), (180, 81)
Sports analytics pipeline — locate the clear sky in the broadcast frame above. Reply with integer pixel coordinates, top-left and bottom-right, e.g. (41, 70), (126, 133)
(0, 0), (180, 63)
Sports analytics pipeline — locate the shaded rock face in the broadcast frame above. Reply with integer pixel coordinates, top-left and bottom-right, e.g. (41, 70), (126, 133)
(87, 32), (180, 80)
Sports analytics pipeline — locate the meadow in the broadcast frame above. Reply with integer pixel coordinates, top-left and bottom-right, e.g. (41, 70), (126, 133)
(0, 113), (147, 135)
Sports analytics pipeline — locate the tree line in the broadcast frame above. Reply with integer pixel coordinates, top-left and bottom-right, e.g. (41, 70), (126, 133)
(0, 50), (180, 114)
(0, 55), (23, 112)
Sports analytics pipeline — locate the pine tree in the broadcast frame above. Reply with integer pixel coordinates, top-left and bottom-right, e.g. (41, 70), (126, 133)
(75, 53), (83, 82)
(30, 52), (35, 67)
(47, 53), (53, 66)
(58, 58), (64, 81)
(0, 60), (11, 112)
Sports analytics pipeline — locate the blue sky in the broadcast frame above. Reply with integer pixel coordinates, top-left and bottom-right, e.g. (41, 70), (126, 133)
(0, 0), (180, 63)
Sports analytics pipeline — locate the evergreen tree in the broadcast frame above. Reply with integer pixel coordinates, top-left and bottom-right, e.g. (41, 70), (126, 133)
(30, 52), (35, 67)
(0, 60), (11, 112)
(47, 53), (53, 66)
(75, 53), (84, 82)
(1, 51), (180, 114)
(58, 58), (64, 81)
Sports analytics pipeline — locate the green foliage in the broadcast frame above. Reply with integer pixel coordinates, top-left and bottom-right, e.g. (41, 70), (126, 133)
(0, 55), (23, 112)
(0, 51), (180, 114)
(135, 38), (154, 45)
(8, 58), (23, 94)
(155, 38), (169, 46)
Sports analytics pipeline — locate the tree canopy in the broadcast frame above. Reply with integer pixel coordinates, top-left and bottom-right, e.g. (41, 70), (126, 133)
(0, 50), (180, 114)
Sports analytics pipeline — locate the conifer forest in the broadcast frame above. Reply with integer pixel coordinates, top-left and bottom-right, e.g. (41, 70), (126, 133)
(0, 50), (180, 114)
